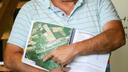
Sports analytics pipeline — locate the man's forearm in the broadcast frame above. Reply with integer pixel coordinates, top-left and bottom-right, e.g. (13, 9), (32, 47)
(75, 23), (126, 55)
(4, 44), (46, 72)
(9, 52), (46, 72)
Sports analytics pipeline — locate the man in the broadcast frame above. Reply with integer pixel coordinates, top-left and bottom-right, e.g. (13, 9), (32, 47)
(4, 0), (126, 72)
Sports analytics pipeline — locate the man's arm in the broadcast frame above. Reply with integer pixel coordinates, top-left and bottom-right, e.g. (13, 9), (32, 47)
(76, 20), (126, 55)
(4, 44), (46, 72)
(44, 20), (126, 65)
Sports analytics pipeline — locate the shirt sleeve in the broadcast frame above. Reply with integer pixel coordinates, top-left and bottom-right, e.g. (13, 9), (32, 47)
(98, 0), (120, 28)
(8, 2), (32, 48)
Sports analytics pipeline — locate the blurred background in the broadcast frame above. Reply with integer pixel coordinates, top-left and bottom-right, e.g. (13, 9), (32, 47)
(0, 0), (128, 72)
(111, 0), (128, 72)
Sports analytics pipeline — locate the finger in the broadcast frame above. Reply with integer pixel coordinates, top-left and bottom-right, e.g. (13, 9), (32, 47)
(61, 64), (68, 67)
(51, 67), (64, 72)
(52, 56), (62, 65)
(43, 53), (53, 62)
(62, 67), (71, 72)
(52, 56), (58, 63)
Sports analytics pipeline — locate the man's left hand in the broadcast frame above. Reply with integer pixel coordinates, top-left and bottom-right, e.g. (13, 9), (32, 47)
(43, 44), (79, 66)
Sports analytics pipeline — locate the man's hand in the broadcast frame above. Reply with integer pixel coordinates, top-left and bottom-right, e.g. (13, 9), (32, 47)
(43, 44), (79, 66)
(51, 67), (70, 72)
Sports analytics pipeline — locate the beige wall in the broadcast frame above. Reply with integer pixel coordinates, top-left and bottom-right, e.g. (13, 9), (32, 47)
(111, 0), (128, 72)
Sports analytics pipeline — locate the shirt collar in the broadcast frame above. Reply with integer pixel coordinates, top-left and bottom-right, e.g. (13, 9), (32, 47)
(37, 0), (51, 9)
(75, 0), (84, 8)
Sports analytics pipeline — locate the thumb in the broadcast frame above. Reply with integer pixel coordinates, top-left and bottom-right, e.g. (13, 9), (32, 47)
(43, 53), (53, 62)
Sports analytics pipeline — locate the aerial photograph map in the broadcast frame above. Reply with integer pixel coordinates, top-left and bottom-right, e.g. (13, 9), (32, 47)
(23, 22), (73, 71)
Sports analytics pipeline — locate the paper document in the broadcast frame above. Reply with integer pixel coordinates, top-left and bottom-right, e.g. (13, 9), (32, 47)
(68, 30), (110, 72)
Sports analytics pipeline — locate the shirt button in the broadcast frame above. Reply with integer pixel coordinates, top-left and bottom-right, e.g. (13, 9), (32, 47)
(61, 13), (64, 16)
(48, 7), (51, 9)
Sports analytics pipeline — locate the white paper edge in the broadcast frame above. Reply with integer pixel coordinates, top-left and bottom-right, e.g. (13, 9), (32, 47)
(22, 21), (49, 71)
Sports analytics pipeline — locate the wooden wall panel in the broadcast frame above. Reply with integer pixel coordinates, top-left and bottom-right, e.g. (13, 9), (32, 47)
(0, 0), (18, 39)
